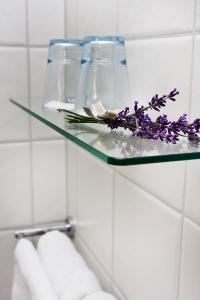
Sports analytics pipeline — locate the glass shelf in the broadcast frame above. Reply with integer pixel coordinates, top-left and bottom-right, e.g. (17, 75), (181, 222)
(10, 98), (200, 166)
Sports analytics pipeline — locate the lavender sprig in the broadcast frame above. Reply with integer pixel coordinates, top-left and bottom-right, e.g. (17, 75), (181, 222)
(58, 89), (200, 144)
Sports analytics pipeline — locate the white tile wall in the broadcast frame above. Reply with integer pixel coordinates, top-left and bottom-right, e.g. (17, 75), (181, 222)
(74, 234), (112, 292)
(66, 0), (78, 38)
(76, 0), (117, 38)
(32, 140), (67, 223)
(0, 1), (67, 298)
(0, 143), (32, 228)
(0, 0), (26, 45)
(185, 160), (200, 224)
(190, 36), (200, 120)
(126, 37), (192, 120)
(29, 47), (60, 139)
(29, 48), (48, 99)
(1, 0), (200, 300)
(113, 174), (181, 300)
(195, 0), (200, 31)
(0, 47), (29, 142)
(116, 161), (185, 210)
(76, 149), (113, 275)
(179, 219), (200, 300)
(28, 0), (65, 45)
(67, 140), (78, 216)
(112, 284), (128, 300)
(0, 231), (16, 300)
(119, 0), (195, 37)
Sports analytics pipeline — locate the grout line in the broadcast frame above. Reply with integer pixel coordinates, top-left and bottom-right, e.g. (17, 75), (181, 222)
(116, 0), (119, 35)
(1, 31), (200, 50)
(1, 211), (199, 236)
(0, 32), (197, 48)
(64, 2), (69, 216)
(0, 137), (63, 145)
(75, 145), (78, 216)
(0, 139), (30, 145)
(0, 44), (48, 48)
(176, 163), (188, 300)
(176, 2), (198, 299)
(115, 169), (182, 215)
(184, 214), (200, 229)
(25, 0), (34, 226)
(111, 171), (116, 283)
(75, 232), (112, 280)
(124, 31), (194, 41)
(64, 0), (67, 39)
(111, 282), (128, 300)
(0, 31), (199, 50)
(64, 141), (69, 216)
(77, 227), (129, 300)
(76, 0), (79, 38)
(187, 4), (198, 120)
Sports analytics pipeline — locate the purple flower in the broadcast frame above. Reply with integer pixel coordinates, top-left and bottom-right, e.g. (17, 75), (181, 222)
(168, 88), (179, 100)
(148, 89), (179, 112)
(156, 114), (170, 126)
(118, 107), (129, 119)
(192, 118), (200, 132)
(106, 89), (200, 144)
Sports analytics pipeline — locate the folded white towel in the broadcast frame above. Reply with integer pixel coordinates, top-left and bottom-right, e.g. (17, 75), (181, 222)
(12, 264), (30, 300)
(12, 238), (58, 300)
(37, 231), (101, 299)
(82, 291), (117, 300)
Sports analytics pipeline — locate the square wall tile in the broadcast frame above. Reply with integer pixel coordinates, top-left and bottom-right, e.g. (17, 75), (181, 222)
(29, 48), (60, 139)
(67, 141), (78, 216)
(113, 174), (181, 300)
(74, 234), (112, 292)
(190, 36), (200, 120)
(119, 0), (195, 37)
(77, 149), (114, 275)
(32, 140), (67, 223)
(185, 160), (200, 223)
(0, 230), (16, 300)
(126, 37), (192, 120)
(0, 47), (29, 142)
(29, 48), (48, 99)
(0, 143), (32, 228)
(179, 219), (200, 300)
(28, 0), (65, 45)
(77, 0), (117, 38)
(0, 0), (26, 44)
(116, 161), (185, 210)
(66, 0), (78, 38)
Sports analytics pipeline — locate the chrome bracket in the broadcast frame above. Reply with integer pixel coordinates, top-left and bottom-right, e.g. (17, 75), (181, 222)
(14, 216), (76, 239)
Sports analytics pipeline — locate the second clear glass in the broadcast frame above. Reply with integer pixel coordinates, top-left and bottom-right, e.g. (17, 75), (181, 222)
(75, 36), (130, 113)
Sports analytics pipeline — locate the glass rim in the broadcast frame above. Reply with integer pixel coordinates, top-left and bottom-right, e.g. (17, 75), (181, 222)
(49, 39), (83, 46)
(83, 35), (125, 45)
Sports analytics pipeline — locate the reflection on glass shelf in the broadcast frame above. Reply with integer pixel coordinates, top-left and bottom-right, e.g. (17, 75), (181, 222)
(10, 98), (200, 166)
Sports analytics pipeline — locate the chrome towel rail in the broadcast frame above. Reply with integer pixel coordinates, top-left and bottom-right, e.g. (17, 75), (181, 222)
(14, 216), (76, 239)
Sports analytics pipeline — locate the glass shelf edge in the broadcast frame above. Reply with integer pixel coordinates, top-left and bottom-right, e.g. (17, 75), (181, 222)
(10, 98), (200, 166)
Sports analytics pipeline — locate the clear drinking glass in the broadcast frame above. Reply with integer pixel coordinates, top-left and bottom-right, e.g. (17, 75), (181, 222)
(43, 39), (83, 110)
(75, 36), (130, 112)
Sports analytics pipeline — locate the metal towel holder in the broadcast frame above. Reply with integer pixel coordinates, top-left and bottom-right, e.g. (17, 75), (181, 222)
(14, 216), (76, 239)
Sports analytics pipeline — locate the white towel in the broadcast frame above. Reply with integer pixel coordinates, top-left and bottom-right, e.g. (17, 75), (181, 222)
(11, 238), (58, 300)
(12, 264), (30, 300)
(82, 291), (117, 300)
(37, 230), (101, 299)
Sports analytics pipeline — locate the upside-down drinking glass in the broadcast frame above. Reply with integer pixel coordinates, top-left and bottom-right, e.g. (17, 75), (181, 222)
(43, 39), (83, 110)
(75, 36), (130, 112)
